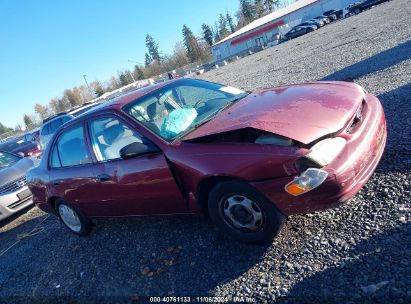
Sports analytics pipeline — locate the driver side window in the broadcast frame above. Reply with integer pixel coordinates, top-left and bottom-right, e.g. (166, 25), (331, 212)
(88, 117), (143, 161)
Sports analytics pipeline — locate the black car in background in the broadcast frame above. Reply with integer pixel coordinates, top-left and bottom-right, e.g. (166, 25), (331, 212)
(346, 0), (390, 16)
(323, 9), (343, 20)
(283, 25), (316, 40)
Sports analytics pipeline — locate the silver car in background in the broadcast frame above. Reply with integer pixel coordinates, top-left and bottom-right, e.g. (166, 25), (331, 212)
(0, 151), (37, 221)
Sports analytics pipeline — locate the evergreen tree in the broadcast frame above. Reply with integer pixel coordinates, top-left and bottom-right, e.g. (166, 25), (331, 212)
(119, 71), (133, 87)
(213, 21), (221, 43)
(144, 53), (152, 67)
(264, 0), (279, 12)
(226, 12), (236, 33)
(255, 0), (265, 17)
(240, 0), (256, 24)
(145, 34), (162, 62)
(201, 23), (214, 46)
(90, 80), (105, 97)
(182, 24), (202, 63)
(218, 14), (229, 38)
(133, 65), (145, 80)
(0, 122), (12, 137)
(23, 115), (34, 129)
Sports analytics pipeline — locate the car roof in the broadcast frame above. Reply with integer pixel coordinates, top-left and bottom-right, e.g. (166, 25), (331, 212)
(42, 112), (71, 124)
(80, 79), (177, 114)
(56, 79), (178, 129)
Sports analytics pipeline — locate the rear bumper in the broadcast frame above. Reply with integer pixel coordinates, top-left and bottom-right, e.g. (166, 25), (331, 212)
(252, 93), (387, 216)
(0, 186), (33, 221)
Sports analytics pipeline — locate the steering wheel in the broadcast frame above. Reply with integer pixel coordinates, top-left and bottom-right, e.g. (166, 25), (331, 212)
(193, 100), (207, 109)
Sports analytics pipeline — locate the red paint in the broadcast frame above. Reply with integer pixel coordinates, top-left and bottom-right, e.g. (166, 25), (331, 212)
(184, 81), (364, 144)
(230, 20), (285, 46)
(27, 79), (386, 220)
(11, 142), (42, 158)
(252, 94), (387, 215)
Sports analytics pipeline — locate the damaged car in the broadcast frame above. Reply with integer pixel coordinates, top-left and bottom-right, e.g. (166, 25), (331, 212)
(27, 78), (386, 243)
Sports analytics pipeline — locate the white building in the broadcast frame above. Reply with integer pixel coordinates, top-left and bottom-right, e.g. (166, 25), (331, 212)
(211, 0), (356, 61)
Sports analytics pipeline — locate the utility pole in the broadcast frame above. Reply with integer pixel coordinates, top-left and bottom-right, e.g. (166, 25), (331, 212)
(82, 74), (92, 94)
(129, 71), (136, 82)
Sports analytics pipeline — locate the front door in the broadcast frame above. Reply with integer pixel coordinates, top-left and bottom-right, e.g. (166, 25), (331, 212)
(85, 115), (186, 217)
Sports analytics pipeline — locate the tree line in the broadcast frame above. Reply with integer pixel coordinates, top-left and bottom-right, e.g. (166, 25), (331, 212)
(2, 0), (290, 137)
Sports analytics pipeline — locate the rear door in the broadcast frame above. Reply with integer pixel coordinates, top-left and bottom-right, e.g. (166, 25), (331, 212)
(84, 114), (187, 217)
(48, 123), (99, 214)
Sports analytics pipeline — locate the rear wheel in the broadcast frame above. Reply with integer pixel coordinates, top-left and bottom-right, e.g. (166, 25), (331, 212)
(55, 199), (92, 236)
(208, 181), (285, 243)
(354, 8), (361, 14)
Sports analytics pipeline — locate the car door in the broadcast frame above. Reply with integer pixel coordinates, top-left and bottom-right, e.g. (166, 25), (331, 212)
(48, 123), (100, 215)
(85, 114), (187, 217)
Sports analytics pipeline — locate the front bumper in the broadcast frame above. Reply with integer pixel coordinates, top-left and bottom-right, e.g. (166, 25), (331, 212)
(252, 93), (387, 216)
(0, 186), (33, 221)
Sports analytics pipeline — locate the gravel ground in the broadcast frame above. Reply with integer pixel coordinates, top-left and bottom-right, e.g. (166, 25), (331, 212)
(1, 0), (410, 303)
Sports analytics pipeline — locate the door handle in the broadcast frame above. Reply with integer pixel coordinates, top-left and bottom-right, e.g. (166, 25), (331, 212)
(96, 174), (111, 182)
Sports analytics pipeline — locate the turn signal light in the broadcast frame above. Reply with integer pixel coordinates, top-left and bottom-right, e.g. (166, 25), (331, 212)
(285, 168), (328, 196)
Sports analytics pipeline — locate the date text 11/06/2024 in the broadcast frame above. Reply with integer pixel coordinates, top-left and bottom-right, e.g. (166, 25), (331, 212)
(149, 296), (256, 303)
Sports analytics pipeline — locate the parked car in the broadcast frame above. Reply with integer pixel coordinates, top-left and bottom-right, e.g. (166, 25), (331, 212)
(22, 128), (40, 144)
(0, 136), (15, 144)
(323, 9), (343, 19)
(0, 151), (38, 221)
(345, 0), (390, 16)
(284, 25), (316, 40)
(313, 15), (331, 24)
(298, 20), (321, 29)
(308, 19), (325, 27)
(0, 137), (42, 158)
(39, 113), (73, 149)
(27, 78), (386, 243)
(68, 102), (102, 117)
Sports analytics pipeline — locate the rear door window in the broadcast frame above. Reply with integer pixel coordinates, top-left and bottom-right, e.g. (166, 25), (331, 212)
(51, 125), (91, 168)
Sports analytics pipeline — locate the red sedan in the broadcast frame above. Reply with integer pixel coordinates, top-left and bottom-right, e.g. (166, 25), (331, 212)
(27, 79), (386, 243)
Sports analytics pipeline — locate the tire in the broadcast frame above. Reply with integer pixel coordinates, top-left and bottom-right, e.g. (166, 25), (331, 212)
(208, 181), (285, 244)
(55, 199), (92, 236)
(354, 8), (361, 14)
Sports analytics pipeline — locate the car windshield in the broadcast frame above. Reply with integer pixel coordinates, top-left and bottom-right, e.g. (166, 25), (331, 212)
(0, 151), (20, 168)
(0, 138), (26, 152)
(123, 79), (248, 142)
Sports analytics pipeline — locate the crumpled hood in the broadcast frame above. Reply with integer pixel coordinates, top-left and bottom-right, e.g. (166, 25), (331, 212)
(183, 81), (364, 144)
(0, 157), (36, 187)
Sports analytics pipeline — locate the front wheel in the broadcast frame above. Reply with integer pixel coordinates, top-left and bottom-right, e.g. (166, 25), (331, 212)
(208, 181), (285, 243)
(354, 8), (361, 14)
(55, 199), (92, 236)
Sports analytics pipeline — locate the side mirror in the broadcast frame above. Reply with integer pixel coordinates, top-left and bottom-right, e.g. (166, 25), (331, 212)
(119, 142), (160, 159)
